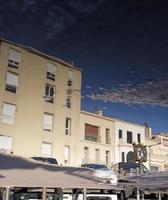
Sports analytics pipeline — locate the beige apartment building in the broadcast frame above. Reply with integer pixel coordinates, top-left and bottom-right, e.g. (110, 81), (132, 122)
(0, 38), (81, 166)
(78, 111), (115, 167)
(1, 38), (168, 170)
(145, 133), (168, 172)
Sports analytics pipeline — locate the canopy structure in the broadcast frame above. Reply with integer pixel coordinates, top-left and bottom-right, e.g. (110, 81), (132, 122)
(0, 153), (120, 191)
(119, 171), (168, 194)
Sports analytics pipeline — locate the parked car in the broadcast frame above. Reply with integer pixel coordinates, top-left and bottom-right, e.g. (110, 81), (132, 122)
(111, 162), (149, 177)
(81, 163), (117, 184)
(31, 157), (58, 165)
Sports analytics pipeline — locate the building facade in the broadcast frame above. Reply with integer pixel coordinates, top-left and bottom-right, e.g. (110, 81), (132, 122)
(78, 111), (115, 167)
(145, 133), (168, 172)
(0, 38), (81, 166)
(114, 119), (146, 163)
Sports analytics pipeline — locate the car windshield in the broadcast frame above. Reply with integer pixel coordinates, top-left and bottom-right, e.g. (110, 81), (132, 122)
(82, 164), (110, 171)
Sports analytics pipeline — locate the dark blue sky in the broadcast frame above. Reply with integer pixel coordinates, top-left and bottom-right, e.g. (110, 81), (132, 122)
(1, 0), (168, 133)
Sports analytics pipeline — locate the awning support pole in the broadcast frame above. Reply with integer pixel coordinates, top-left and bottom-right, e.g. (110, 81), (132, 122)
(4, 187), (10, 200)
(42, 187), (46, 200)
(136, 188), (140, 200)
(83, 188), (87, 200)
(158, 193), (161, 200)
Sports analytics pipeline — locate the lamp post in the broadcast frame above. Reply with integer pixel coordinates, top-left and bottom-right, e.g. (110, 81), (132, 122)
(147, 142), (161, 171)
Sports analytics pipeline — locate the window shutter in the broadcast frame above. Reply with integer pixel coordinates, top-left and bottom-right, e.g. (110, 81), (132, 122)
(43, 113), (53, 131)
(6, 72), (18, 86)
(9, 49), (21, 63)
(2, 103), (16, 124)
(0, 136), (12, 151)
(41, 143), (52, 157)
(64, 146), (70, 158)
(47, 63), (56, 74)
(68, 71), (73, 81)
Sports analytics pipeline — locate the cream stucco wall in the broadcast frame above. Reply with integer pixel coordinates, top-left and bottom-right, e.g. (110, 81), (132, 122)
(145, 134), (168, 171)
(0, 39), (81, 166)
(78, 111), (115, 167)
(115, 119), (146, 163)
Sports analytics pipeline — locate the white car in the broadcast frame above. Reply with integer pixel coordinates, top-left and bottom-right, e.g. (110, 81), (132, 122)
(81, 163), (117, 185)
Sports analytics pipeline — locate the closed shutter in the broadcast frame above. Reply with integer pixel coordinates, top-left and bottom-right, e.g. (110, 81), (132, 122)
(43, 113), (53, 131)
(41, 143), (52, 157)
(68, 71), (73, 81)
(2, 103), (16, 124)
(0, 136), (12, 151)
(9, 49), (21, 63)
(6, 72), (18, 86)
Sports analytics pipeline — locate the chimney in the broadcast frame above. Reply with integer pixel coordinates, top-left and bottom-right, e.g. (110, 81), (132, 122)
(96, 110), (103, 116)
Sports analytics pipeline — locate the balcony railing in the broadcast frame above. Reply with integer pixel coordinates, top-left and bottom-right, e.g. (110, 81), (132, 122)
(85, 135), (101, 143)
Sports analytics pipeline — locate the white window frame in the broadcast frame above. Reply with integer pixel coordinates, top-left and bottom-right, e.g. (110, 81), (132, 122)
(66, 97), (72, 109)
(43, 113), (54, 132)
(8, 48), (21, 68)
(6, 71), (18, 93)
(41, 142), (52, 157)
(0, 135), (12, 152)
(67, 71), (73, 87)
(2, 103), (16, 124)
(84, 147), (89, 163)
(64, 145), (70, 165)
(45, 84), (55, 103)
(65, 117), (71, 135)
(47, 63), (56, 81)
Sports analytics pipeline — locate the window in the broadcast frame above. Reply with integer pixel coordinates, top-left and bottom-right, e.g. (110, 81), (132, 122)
(121, 152), (125, 162)
(41, 142), (52, 157)
(105, 129), (111, 144)
(119, 129), (122, 139)
(45, 84), (55, 103)
(43, 113), (53, 132)
(67, 71), (73, 87)
(127, 131), (133, 144)
(85, 124), (99, 142)
(95, 149), (100, 163)
(105, 151), (110, 166)
(0, 135), (12, 152)
(8, 48), (21, 69)
(84, 147), (89, 163)
(47, 63), (56, 80)
(2, 103), (16, 124)
(137, 133), (141, 144)
(66, 97), (71, 109)
(64, 145), (70, 165)
(5, 71), (18, 93)
(65, 117), (71, 135)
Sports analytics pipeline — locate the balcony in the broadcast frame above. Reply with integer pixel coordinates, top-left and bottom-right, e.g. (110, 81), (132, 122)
(85, 135), (101, 143)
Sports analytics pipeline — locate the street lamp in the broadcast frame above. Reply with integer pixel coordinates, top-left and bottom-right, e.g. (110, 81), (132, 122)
(147, 142), (161, 171)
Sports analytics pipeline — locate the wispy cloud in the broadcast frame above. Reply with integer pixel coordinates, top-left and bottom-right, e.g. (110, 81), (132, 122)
(87, 78), (168, 107)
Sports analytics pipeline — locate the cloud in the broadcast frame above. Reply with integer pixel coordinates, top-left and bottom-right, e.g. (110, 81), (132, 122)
(87, 78), (168, 107)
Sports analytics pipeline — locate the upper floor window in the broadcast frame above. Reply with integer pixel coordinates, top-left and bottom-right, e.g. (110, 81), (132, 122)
(84, 147), (89, 163)
(119, 129), (123, 139)
(137, 133), (141, 144)
(43, 113), (54, 132)
(64, 145), (70, 165)
(44, 84), (55, 103)
(0, 135), (12, 152)
(47, 63), (56, 81)
(65, 117), (71, 135)
(5, 71), (18, 93)
(2, 103), (16, 124)
(95, 149), (100, 163)
(66, 97), (71, 109)
(41, 142), (52, 157)
(105, 128), (111, 144)
(67, 71), (73, 87)
(85, 124), (99, 142)
(8, 48), (21, 69)
(127, 131), (133, 144)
